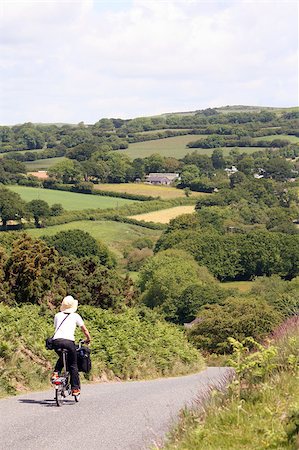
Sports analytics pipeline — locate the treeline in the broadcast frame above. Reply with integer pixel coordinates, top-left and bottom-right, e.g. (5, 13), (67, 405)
(187, 135), (292, 149)
(1, 108), (297, 157)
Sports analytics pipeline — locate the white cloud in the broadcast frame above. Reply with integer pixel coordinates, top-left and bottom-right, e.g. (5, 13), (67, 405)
(0, 0), (298, 123)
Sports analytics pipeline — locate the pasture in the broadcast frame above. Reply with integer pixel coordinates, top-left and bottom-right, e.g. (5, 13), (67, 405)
(94, 183), (207, 199)
(26, 220), (162, 258)
(118, 135), (266, 159)
(252, 134), (299, 143)
(8, 186), (137, 210)
(25, 157), (66, 170)
(129, 205), (196, 224)
(118, 135), (206, 159)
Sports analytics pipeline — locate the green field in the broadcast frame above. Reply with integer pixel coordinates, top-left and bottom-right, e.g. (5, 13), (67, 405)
(119, 135), (268, 159)
(25, 157), (66, 170)
(253, 134), (299, 143)
(119, 135), (206, 159)
(26, 220), (162, 258)
(0, 148), (44, 159)
(8, 186), (137, 210)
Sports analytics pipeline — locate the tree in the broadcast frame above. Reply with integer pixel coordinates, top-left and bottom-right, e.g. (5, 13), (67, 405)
(139, 249), (215, 321)
(48, 160), (82, 184)
(180, 164), (200, 185)
(188, 297), (281, 353)
(50, 203), (64, 216)
(4, 235), (59, 304)
(177, 283), (230, 324)
(264, 158), (293, 181)
(26, 199), (50, 227)
(0, 187), (26, 228)
(42, 229), (115, 267)
(211, 149), (225, 169)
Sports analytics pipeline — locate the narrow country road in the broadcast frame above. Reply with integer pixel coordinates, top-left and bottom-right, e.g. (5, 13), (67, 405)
(0, 367), (232, 450)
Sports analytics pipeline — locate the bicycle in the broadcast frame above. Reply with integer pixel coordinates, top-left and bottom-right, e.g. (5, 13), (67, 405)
(52, 339), (85, 407)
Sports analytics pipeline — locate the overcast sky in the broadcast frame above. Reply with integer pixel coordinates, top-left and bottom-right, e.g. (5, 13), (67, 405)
(1, 0), (298, 124)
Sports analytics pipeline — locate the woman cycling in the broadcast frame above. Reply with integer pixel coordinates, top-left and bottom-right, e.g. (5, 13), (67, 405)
(51, 295), (91, 396)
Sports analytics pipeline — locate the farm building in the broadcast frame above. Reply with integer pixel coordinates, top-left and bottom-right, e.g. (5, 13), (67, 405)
(145, 173), (180, 185)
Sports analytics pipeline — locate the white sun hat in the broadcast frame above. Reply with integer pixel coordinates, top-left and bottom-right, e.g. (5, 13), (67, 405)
(60, 295), (78, 314)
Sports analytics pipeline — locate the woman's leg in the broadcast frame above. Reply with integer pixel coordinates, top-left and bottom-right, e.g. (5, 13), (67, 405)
(53, 339), (80, 389)
(67, 344), (80, 390)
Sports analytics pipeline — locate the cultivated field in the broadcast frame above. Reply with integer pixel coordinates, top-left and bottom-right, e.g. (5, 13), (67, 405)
(8, 186), (137, 210)
(26, 220), (162, 258)
(94, 183), (207, 199)
(129, 205), (196, 223)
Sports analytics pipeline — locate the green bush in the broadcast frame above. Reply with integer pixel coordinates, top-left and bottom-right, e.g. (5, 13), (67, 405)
(42, 229), (115, 267)
(188, 297), (282, 353)
(0, 304), (204, 396)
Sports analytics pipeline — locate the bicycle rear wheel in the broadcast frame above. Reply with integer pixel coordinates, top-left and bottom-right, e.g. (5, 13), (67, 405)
(55, 386), (64, 406)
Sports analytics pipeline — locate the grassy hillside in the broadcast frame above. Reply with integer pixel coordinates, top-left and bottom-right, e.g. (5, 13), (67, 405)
(252, 134), (299, 143)
(0, 304), (204, 397)
(8, 186), (138, 210)
(120, 136), (266, 159)
(26, 220), (162, 259)
(163, 318), (299, 449)
(119, 135), (205, 159)
(25, 157), (66, 170)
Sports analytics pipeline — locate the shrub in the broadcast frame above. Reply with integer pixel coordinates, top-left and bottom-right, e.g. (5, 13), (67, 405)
(126, 247), (153, 271)
(139, 249), (216, 322)
(188, 297), (282, 353)
(177, 283), (232, 324)
(42, 229), (115, 267)
(0, 304), (204, 395)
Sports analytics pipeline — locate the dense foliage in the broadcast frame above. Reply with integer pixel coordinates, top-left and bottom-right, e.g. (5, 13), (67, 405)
(188, 297), (281, 353)
(0, 304), (204, 396)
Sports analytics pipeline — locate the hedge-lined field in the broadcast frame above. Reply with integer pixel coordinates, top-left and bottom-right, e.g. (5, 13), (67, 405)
(129, 205), (196, 224)
(252, 134), (299, 143)
(94, 183), (206, 200)
(0, 304), (204, 396)
(26, 220), (162, 258)
(119, 135), (206, 159)
(25, 157), (66, 170)
(8, 185), (138, 210)
(119, 135), (265, 159)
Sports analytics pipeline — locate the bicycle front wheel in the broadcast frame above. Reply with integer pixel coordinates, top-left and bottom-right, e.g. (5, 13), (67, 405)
(55, 386), (64, 407)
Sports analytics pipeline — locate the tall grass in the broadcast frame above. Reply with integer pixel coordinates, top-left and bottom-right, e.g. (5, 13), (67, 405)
(162, 316), (299, 450)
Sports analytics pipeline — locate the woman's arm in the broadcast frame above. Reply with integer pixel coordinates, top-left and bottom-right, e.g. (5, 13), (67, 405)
(81, 324), (91, 344)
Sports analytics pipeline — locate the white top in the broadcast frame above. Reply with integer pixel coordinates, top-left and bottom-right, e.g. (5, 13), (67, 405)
(53, 312), (84, 342)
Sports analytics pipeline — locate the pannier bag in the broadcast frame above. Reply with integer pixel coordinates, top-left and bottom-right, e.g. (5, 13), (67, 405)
(77, 346), (92, 373)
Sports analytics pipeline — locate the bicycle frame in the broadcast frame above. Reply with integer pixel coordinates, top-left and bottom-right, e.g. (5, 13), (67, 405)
(53, 349), (71, 406)
(53, 341), (85, 406)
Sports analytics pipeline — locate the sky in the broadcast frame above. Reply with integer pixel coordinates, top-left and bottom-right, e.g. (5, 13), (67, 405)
(0, 0), (298, 124)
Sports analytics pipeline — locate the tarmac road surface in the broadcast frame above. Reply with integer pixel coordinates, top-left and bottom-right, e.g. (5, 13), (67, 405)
(0, 367), (233, 450)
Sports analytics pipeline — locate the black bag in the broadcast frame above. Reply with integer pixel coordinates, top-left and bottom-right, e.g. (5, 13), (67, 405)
(45, 313), (70, 350)
(45, 337), (54, 350)
(77, 346), (91, 373)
